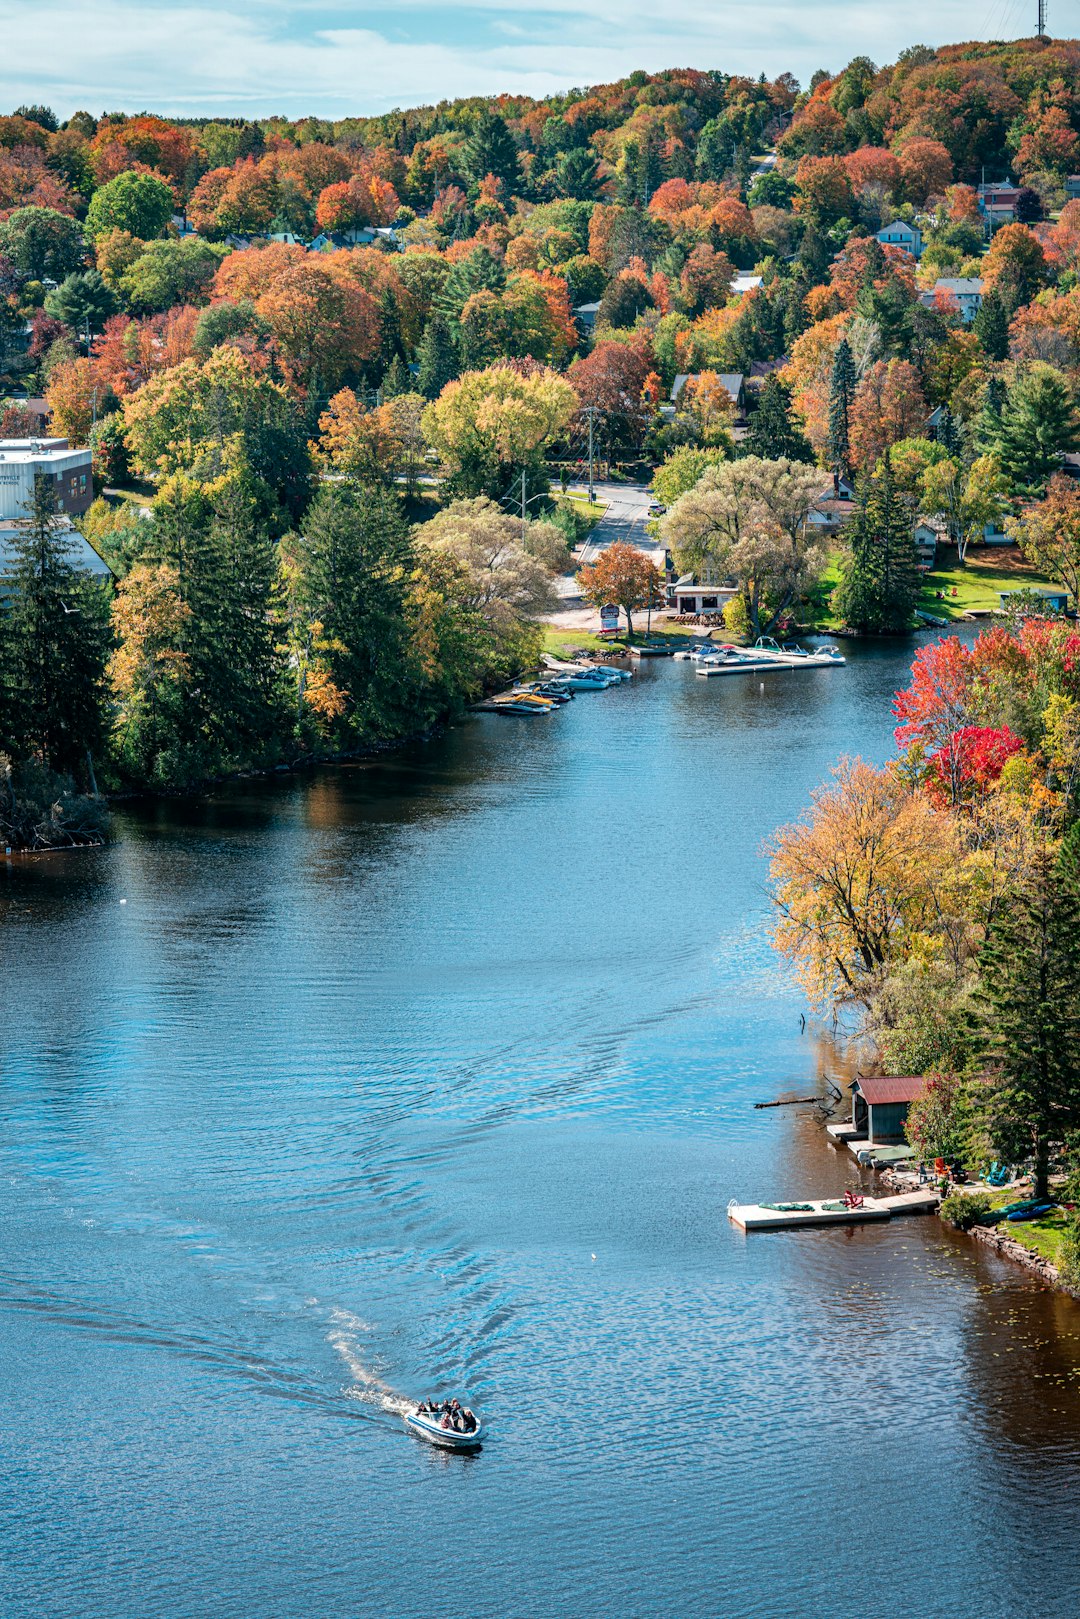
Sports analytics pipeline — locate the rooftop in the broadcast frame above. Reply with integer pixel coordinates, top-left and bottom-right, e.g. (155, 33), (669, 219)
(853, 1074), (925, 1106)
(0, 440), (88, 464)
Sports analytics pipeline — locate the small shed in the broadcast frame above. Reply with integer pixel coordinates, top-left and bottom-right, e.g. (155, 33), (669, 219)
(850, 1074), (925, 1144)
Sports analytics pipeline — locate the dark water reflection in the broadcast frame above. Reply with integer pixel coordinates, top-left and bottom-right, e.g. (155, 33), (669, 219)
(3, 638), (1080, 1619)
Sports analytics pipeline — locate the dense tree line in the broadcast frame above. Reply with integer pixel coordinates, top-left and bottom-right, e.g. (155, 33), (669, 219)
(8, 39), (1080, 834)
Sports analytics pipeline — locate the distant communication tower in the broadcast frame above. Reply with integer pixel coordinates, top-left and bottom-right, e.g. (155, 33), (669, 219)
(1038, 0), (1048, 38)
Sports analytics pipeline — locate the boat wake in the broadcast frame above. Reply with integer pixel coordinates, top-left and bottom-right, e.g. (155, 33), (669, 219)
(328, 1309), (415, 1417)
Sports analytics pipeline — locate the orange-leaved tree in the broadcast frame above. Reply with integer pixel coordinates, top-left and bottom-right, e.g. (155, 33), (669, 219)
(576, 539), (661, 641)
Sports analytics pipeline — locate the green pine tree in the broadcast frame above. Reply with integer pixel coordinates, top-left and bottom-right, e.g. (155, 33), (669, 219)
(463, 111), (521, 193)
(2, 472), (109, 778)
(416, 313), (460, 399)
(975, 376), (1007, 455)
(977, 833), (1080, 1198)
(993, 365), (1080, 495)
(196, 472), (285, 766)
(740, 375), (813, 462)
(827, 338), (856, 481)
(377, 287), (406, 372)
(291, 483), (419, 743)
(973, 287), (1009, 362)
(436, 246), (505, 325)
(833, 454), (920, 634)
(381, 353), (412, 398)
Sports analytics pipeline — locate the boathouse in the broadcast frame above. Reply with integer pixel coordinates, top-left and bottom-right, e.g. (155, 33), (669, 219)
(850, 1075), (924, 1143)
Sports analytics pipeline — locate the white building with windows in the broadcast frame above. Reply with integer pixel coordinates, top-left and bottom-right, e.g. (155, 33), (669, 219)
(0, 438), (93, 521)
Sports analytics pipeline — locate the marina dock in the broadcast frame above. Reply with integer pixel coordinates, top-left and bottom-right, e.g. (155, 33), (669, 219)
(727, 1190), (939, 1231)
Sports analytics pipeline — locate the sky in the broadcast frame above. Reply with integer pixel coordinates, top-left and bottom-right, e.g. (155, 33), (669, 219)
(0, 0), (1046, 120)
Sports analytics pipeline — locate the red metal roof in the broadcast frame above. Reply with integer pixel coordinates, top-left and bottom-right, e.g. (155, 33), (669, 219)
(854, 1074), (925, 1106)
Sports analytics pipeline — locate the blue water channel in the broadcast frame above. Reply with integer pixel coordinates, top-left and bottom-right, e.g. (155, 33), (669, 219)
(3, 641), (1080, 1619)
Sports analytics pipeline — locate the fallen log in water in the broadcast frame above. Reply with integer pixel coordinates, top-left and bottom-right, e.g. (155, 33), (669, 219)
(754, 1096), (820, 1109)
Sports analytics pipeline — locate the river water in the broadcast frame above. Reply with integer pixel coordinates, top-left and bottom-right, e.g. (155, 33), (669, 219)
(4, 643), (1080, 1619)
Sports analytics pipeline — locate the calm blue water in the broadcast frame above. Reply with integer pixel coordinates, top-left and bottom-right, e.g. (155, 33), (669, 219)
(3, 644), (1080, 1619)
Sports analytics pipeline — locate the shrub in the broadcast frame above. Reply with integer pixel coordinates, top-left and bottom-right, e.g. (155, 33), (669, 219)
(1058, 1216), (1080, 1287)
(940, 1190), (995, 1230)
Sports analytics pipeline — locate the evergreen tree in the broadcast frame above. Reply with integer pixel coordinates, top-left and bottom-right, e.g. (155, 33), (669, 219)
(634, 133), (663, 206)
(796, 226), (831, 285)
(437, 246), (505, 324)
(827, 338), (857, 481)
(975, 375), (1007, 455)
(993, 366), (1080, 494)
(148, 468), (283, 778)
(381, 353), (412, 398)
(2, 472), (109, 779)
(291, 483), (419, 742)
(740, 375), (814, 462)
(463, 111), (521, 193)
(554, 148), (601, 201)
(977, 834), (1080, 1198)
(192, 471), (285, 766)
(416, 313), (460, 399)
(832, 454), (920, 634)
(377, 287), (406, 372)
(973, 287), (1009, 361)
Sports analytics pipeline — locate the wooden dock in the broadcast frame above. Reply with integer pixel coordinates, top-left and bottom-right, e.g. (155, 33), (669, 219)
(727, 1190), (939, 1232)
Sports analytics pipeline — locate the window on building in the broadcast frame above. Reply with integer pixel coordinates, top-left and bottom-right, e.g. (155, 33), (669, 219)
(701, 596), (718, 609)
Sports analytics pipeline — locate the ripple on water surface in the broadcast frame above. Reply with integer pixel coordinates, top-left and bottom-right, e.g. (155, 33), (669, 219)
(3, 646), (1080, 1619)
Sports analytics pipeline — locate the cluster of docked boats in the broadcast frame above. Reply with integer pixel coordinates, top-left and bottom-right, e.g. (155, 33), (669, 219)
(673, 636), (846, 676)
(477, 660), (631, 716)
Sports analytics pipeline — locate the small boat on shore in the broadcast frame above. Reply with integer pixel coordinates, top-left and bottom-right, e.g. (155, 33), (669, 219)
(405, 1409), (484, 1450)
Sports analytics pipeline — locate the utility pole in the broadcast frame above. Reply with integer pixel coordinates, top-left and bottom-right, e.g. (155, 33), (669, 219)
(521, 467), (527, 542)
(584, 406), (598, 503)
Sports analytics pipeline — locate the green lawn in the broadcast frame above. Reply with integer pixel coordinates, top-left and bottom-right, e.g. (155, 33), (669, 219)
(542, 623), (693, 656)
(977, 1188), (1073, 1271)
(917, 546), (1053, 620)
(560, 493), (608, 524)
(542, 626), (611, 655)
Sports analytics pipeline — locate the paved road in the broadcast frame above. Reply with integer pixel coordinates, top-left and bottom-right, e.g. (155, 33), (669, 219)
(554, 481), (668, 614)
(576, 481), (655, 565)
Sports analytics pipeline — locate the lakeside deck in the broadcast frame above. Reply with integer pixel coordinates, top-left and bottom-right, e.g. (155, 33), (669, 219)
(728, 1190), (940, 1232)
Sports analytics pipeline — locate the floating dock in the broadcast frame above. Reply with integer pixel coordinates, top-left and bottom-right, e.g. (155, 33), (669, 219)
(727, 1190), (939, 1232)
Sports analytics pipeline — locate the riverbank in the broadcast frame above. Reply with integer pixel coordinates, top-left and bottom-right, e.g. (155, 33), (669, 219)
(877, 1161), (1078, 1294)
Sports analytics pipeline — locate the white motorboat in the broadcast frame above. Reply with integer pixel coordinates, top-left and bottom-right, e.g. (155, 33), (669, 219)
(547, 670), (614, 690)
(693, 639), (846, 675)
(591, 663), (632, 681)
(405, 1409), (484, 1450)
(751, 636), (846, 666)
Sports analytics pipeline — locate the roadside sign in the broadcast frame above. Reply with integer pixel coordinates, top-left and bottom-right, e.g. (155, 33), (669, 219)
(599, 603), (620, 634)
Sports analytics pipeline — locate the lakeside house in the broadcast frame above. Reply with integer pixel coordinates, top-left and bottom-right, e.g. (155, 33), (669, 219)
(919, 277), (984, 322)
(875, 220), (922, 259)
(805, 475), (856, 538)
(849, 1074), (925, 1144)
(573, 300), (601, 333)
(668, 573), (738, 616)
(731, 273), (763, 296)
(913, 518), (944, 570)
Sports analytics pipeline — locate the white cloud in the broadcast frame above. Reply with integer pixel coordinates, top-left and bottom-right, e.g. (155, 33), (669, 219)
(0, 0), (992, 118)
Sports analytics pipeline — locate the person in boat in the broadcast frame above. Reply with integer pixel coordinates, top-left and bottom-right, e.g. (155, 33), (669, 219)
(461, 1408), (476, 1433)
